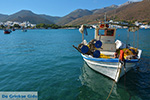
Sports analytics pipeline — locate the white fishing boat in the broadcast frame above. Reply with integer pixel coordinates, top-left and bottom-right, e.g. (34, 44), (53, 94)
(73, 22), (142, 83)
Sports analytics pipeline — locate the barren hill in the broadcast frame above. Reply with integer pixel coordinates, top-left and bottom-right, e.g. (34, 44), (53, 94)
(67, 0), (150, 25)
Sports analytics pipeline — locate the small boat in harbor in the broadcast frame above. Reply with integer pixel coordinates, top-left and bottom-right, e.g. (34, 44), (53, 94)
(73, 22), (142, 83)
(22, 29), (27, 32)
(22, 27), (27, 32)
(4, 29), (12, 34)
(12, 28), (15, 31)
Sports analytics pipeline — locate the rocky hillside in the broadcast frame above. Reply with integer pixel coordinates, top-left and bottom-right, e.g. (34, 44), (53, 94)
(92, 5), (118, 14)
(67, 0), (150, 25)
(111, 0), (150, 21)
(57, 5), (118, 25)
(3, 10), (55, 24)
(0, 14), (8, 21)
(56, 9), (93, 25)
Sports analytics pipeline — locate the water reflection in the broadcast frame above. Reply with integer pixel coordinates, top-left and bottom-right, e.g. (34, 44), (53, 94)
(80, 62), (115, 92)
(77, 62), (142, 100)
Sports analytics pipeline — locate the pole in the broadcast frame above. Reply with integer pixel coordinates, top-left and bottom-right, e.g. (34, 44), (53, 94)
(137, 30), (139, 49)
(126, 30), (129, 48)
(133, 32), (135, 47)
(82, 33), (84, 42)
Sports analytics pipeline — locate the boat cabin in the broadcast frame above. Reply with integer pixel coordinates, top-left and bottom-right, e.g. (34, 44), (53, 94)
(95, 26), (116, 56)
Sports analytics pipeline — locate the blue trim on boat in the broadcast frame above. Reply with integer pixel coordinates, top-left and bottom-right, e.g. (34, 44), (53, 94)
(81, 54), (139, 63)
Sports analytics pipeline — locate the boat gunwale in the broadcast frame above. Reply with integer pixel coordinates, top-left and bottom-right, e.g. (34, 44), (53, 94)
(81, 54), (139, 63)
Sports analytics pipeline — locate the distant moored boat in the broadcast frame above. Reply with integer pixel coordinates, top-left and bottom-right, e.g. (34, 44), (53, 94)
(4, 29), (12, 34)
(22, 28), (27, 32)
(22, 29), (27, 32)
(12, 28), (15, 31)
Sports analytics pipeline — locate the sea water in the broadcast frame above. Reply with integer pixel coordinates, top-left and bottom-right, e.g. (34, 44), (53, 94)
(0, 29), (149, 100)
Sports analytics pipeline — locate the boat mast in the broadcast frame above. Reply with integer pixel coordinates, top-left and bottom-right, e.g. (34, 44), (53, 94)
(104, 12), (107, 22)
(126, 30), (129, 48)
(104, 12), (107, 28)
(95, 26), (99, 40)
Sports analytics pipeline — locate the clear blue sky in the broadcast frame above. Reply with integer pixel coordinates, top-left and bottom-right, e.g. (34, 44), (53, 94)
(0, 0), (142, 17)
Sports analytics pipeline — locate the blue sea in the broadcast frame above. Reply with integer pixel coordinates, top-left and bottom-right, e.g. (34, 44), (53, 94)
(0, 29), (150, 100)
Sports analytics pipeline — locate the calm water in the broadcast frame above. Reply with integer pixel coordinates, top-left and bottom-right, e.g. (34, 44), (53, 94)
(0, 29), (150, 100)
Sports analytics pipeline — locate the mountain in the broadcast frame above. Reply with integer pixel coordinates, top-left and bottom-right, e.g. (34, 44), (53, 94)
(0, 14), (8, 21)
(56, 9), (93, 25)
(56, 5), (119, 25)
(92, 5), (118, 14)
(3, 10), (55, 24)
(67, 0), (150, 25)
(67, 14), (103, 25)
(119, 1), (134, 7)
(60, 5), (118, 25)
(39, 14), (60, 23)
(66, 5), (118, 25)
(107, 0), (150, 21)
(0, 7), (115, 25)
(0, 0), (149, 26)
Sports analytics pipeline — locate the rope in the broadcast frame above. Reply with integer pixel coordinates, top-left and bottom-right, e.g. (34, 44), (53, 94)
(106, 62), (123, 100)
(137, 30), (139, 49)
(133, 32), (135, 47)
(106, 81), (116, 100)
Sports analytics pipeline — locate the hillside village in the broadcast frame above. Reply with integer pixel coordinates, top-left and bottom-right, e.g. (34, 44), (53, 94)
(1, 20), (150, 29)
(0, 21), (36, 28)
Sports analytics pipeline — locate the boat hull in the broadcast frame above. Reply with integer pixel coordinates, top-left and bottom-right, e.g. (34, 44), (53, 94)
(4, 32), (11, 34)
(4, 31), (11, 34)
(82, 54), (138, 82)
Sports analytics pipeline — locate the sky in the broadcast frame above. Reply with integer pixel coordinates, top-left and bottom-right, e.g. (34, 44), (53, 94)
(0, 0), (142, 17)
